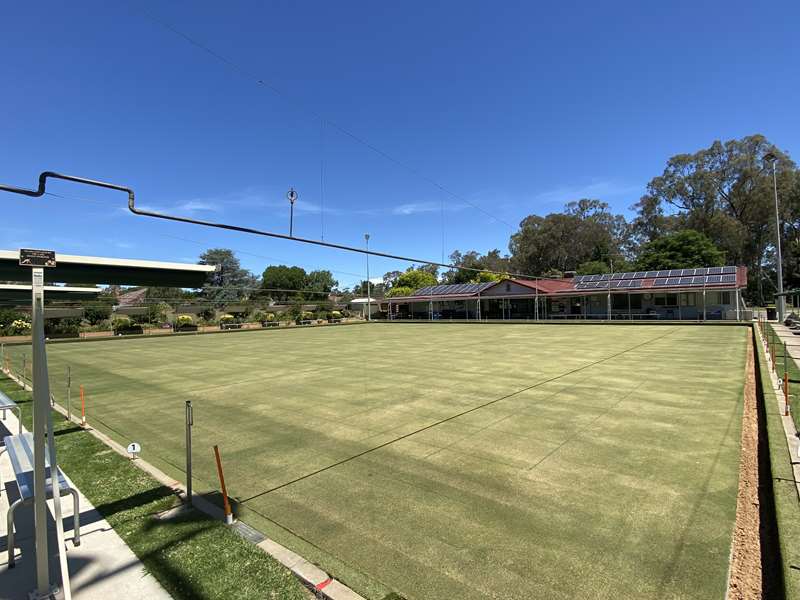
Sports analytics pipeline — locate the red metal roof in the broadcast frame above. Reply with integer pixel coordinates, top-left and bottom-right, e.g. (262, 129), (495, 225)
(386, 267), (747, 302)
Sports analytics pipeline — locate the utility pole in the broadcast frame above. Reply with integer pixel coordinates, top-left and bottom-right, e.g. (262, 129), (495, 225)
(365, 233), (371, 321)
(764, 153), (785, 321)
(607, 258), (613, 321)
(287, 187), (297, 237)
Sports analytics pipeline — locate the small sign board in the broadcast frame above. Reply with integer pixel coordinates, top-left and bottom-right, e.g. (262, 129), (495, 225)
(127, 442), (141, 459)
(19, 248), (56, 268)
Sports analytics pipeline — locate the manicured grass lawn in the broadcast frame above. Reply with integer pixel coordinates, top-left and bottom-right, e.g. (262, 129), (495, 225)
(5, 323), (749, 599)
(0, 374), (307, 600)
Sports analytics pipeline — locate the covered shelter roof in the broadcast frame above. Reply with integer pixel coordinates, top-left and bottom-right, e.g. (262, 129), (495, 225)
(0, 283), (103, 303)
(0, 250), (215, 287)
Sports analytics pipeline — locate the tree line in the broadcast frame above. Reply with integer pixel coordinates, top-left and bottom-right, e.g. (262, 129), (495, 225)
(146, 134), (799, 306)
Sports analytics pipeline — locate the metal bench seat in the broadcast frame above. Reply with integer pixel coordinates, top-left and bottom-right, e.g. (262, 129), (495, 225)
(0, 390), (21, 435)
(4, 432), (80, 567)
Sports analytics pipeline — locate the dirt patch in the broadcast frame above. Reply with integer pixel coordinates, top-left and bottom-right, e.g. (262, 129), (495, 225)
(728, 332), (762, 599)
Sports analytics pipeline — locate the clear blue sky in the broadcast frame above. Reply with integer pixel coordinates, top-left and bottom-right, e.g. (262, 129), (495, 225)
(2, 1), (798, 288)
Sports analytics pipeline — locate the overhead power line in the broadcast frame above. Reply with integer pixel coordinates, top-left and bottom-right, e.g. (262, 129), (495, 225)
(134, 6), (515, 230)
(0, 171), (540, 280)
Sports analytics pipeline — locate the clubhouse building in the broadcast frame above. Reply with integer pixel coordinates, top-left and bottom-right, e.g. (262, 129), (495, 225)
(387, 266), (749, 321)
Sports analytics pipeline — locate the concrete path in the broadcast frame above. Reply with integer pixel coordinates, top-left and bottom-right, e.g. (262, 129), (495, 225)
(0, 410), (171, 600)
(770, 322), (800, 363)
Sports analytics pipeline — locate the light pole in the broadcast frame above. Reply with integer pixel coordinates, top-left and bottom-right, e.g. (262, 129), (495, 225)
(764, 153), (785, 321)
(607, 258), (613, 321)
(287, 187), (297, 237)
(365, 233), (371, 321)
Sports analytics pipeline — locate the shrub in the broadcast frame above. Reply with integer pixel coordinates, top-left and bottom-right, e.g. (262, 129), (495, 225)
(0, 308), (26, 330)
(176, 314), (194, 326)
(10, 319), (31, 335)
(198, 308), (216, 322)
(265, 312), (276, 322)
(45, 318), (81, 336)
(113, 316), (134, 332)
(219, 314), (235, 324)
(302, 311), (313, 320)
(84, 304), (112, 325)
(330, 310), (342, 319)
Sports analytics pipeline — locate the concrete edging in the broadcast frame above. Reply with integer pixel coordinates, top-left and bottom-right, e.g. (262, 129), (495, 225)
(755, 326), (800, 497)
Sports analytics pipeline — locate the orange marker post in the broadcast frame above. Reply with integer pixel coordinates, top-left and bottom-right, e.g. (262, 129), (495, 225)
(80, 384), (86, 427)
(213, 445), (234, 525)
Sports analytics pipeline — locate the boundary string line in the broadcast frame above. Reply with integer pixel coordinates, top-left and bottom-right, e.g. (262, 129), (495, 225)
(239, 326), (678, 503)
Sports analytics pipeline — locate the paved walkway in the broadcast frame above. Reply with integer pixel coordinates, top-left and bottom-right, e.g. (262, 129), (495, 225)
(0, 411), (171, 600)
(771, 322), (800, 363)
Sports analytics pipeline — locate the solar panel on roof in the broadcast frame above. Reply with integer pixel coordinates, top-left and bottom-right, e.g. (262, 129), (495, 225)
(722, 266), (736, 274)
(645, 271), (659, 278)
(622, 272), (635, 279)
(653, 278), (669, 286)
(681, 268), (695, 276)
(667, 269), (682, 277)
(720, 274), (736, 284)
(695, 267), (709, 276)
(633, 271), (647, 279)
(630, 280), (643, 288)
(655, 270), (670, 278)
(666, 277), (681, 285)
(692, 276), (705, 285)
(707, 275), (722, 284)
(708, 267), (723, 275)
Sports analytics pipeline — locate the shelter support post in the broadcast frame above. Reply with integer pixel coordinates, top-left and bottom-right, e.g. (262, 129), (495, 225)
(31, 267), (53, 596)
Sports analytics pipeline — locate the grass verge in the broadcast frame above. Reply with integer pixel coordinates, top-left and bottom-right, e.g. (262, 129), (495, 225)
(0, 373), (307, 600)
(755, 328), (800, 598)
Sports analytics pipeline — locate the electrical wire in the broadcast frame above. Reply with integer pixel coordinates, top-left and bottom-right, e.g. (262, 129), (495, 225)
(132, 5), (515, 230)
(0, 171), (542, 281)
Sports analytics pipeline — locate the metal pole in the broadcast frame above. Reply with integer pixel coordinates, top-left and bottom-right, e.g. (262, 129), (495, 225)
(771, 161), (786, 321)
(702, 286), (707, 321)
(67, 366), (72, 421)
(607, 261), (613, 321)
(287, 187), (297, 238)
(365, 234), (371, 322)
(185, 400), (193, 505)
(735, 288), (740, 322)
(31, 267), (52, 595)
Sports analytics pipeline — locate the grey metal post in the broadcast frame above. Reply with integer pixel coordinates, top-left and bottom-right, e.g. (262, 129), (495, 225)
(31, 267), (52, 595)
(771, 162), (786, 321)
(287, 187), (297, 238)
(365, 234), (371, 321)
(735, 288), (740, 322)
(185, 400), (193, 505)
(702, 285), (707, 321)
(67, 366), (72, 421)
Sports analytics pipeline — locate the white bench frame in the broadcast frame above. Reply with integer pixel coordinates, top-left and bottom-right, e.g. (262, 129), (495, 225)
(0, 390), (21, 436)
(4, 432), (80, 568)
